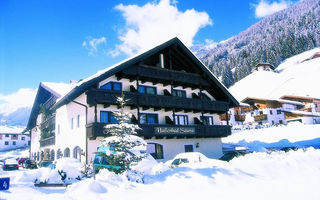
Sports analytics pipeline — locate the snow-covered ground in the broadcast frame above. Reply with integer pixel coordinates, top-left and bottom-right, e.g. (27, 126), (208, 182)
(224, 123), (320, 151)
(1, 148), (320, 200)
(1, 124), (320, 200)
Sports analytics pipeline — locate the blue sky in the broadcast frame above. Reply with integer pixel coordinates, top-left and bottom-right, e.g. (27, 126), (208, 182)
(0, 0), (295, 110)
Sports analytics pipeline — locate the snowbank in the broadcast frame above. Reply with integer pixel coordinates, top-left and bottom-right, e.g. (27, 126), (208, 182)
(1, 148), (320, 200)
(223, 124), (320, 151)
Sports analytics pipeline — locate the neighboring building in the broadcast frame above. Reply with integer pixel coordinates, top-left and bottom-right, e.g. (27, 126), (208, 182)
(0, 126), (30, 151)
(24, 38), (239, 164)
(251, 63), (275, 73)
(280, 95), (320, 124)
(220, 103), (248, 127)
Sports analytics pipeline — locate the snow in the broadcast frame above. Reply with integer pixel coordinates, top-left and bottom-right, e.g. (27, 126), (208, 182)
(223, 124), (320, 151)
(2, 125), (320, 200)
(0, 125), (24, 133)
(2, 147), (320, 200)
(229, 47), (320, 101)
(41, 82), (75, 98)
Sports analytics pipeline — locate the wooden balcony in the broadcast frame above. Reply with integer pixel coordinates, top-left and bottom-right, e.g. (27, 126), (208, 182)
(235, 115), (246, 122)
(241, 106), (255, 112)
(40, 115), (55, 139)
(120, 65), (211, 88)
(86, 89), (229, 113)
(86, 122), (231, 140)
(40, 136), (55, 147)
(219, 113), (231, 121)
(254, 114), (267, 121)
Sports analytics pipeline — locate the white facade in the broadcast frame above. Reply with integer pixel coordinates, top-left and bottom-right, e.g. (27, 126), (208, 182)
(0, 133), (30, 151)
(30, 76), (227, 163)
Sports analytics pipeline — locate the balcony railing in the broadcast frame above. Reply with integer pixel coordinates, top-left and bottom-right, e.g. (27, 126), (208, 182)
(86, 122), (231, 139)
(235, 115), (246, 121)
(86, 89), (229, 113)
(254, 114), (268, 121)
(40, 136), (55, 147)
(121, 65), (211, 87)
(241, 106), (255, 112)
(40, 115), (56, 140)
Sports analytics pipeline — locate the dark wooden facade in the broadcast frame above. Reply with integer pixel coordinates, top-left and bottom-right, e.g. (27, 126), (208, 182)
(86, 122), (231, 140)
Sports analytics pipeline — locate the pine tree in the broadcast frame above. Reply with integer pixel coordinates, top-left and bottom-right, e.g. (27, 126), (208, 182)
(99, 95), (146, 174)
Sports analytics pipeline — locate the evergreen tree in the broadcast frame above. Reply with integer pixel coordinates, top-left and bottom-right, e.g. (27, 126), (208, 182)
(99, 95), (146, 174)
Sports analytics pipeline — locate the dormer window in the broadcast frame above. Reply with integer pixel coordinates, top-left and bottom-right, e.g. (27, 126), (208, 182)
(172, 89), (186, 98)
(100, 82), (122, 91)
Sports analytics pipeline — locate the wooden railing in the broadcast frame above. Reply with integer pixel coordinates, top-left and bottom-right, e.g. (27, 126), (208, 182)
(86, 89), (229, 113)
(254, 114), (267, 121)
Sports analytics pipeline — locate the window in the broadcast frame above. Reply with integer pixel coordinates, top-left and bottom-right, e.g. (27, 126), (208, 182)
(100, 82), (122, 91)
(100, 111), (119, 124)
(138, 85), (157, 95)
(184, 145), (194, 152)
(172, 89), (186, 98)
(279, 120), (283, 124)
(21, 136), (25, 141)
(71, 118), (74, 130)
(140, 113), (158, 124)
(277, 110), (282, 115)
(259, 111), (263, 115)
(201, 116), (214, 125)
(251, 112), (254, 117)
(270, 110), (273, 115)
(77, 115), (80, 128)
(174, 115), (189, 125)
(12, 141), (16, 145)
(147, 143), (164, 159)
(272, 120), (274, 125)
(5, 134), (9, 137)
(5, 141), (9, 145)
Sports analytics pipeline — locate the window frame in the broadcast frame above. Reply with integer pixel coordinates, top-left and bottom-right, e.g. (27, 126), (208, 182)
(174, 114), (189, 125)
(77, 114), (80, 128)
(138, 85), (157, 95)
(139, 113), (159, 124)
(100, 111), (119, 124)
(172, 89), (187, 98)
(200, 116), (214, 125)
(147, 143), (164, 160)
(100, 81), (122, 91)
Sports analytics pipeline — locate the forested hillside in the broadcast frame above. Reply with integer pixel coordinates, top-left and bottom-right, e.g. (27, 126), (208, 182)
(200, 0), (320, 87)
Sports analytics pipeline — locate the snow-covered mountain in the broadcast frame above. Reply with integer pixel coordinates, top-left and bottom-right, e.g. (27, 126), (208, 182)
(200, 0), (320, 87)
(229, 47), (320, 102)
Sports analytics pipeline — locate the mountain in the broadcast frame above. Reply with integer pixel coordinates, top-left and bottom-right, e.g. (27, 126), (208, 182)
(200, 0), (320, 88)
(0, 107), (31, 127)
(229, 47), (320, 102)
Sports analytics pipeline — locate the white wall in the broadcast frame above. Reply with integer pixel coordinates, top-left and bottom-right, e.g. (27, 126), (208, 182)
(146, 138), (223, 162)
(0, 134), (30, 151)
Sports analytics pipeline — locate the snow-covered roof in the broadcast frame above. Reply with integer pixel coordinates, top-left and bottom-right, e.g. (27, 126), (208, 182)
(40, 82), (75, 98)
(282, 110), (320, 117)
(230, 47), (320, 102)
(52, 37), (239, 110)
